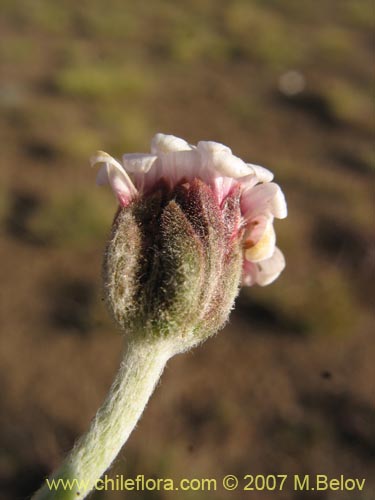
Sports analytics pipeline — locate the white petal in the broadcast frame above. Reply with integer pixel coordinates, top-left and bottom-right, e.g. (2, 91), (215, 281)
(197, 141), (232, 155)
(242, 182), (287, 219)
(90, 150), (123, 171)
(151, 133), (192, 154)
(122, 153), (158, 173)
(201, 150), (252, 179)
(214, 152), (254, 178)
(246, 163), (274, 182)
(91, 150), (137, 206)
(96, 164), (110, 185)
(242, 183), (277, 217)
(244, 219), (276, 262)
(272, 185), (288, 219)
(256, 247), (286, 286)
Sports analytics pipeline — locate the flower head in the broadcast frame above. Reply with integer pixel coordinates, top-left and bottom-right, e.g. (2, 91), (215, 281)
(92, 133), (287, 290)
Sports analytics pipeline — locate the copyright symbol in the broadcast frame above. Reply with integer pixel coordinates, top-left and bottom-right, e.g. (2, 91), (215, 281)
(223, 475), (239, 491)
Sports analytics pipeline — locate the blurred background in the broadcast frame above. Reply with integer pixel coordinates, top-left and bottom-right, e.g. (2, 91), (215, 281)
(0, 0), (374, 499)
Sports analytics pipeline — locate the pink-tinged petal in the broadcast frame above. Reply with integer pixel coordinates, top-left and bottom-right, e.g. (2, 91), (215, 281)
(91, 151), (137, 206)
(237, 173), (261, 191)
(256, 247), (286, 286)
(244, 217), (276, 262)
(211, 176), (238, 205)
(242, 258), (258, 286)
(242, 182), (287, 220)
(246, 163), (274, 183)
(122, 154), (160, 192)
(151, 133), (192, 154)
(158, 150), (201, 187)
(243, 214), (269, 245)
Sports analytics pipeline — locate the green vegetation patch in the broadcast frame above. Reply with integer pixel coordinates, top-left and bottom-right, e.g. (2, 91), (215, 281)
(54, 64), (153, 100)
(29, 189), (115, 248)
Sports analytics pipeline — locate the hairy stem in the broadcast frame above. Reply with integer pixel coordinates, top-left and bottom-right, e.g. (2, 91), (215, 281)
(33, 338), (173, 500)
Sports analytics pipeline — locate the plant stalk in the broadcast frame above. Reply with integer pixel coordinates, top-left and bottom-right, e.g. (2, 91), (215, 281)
(32, 338), (173, 500)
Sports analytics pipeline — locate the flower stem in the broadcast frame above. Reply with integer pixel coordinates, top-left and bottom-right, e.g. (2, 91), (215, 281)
(32, 338), (173, 500)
